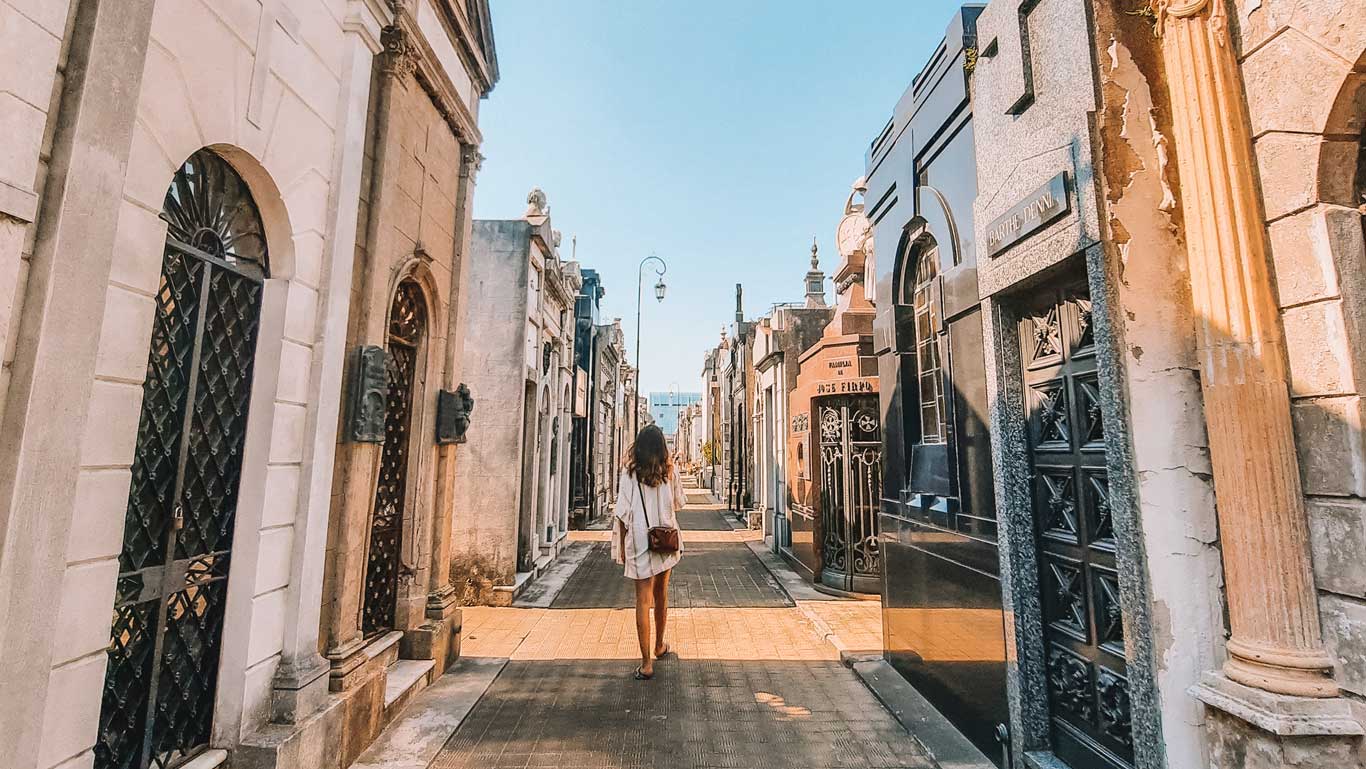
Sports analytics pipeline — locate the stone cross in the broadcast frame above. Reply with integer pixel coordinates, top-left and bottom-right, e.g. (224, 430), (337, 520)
(248, 0), (301, 127)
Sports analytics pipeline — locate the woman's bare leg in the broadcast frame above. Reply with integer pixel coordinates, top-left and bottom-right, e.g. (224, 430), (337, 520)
(634, 577), (654, 675)
(652, 569), (671, 657)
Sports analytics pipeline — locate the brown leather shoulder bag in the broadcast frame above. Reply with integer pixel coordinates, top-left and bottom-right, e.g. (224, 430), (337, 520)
(637, 478), (680, 554)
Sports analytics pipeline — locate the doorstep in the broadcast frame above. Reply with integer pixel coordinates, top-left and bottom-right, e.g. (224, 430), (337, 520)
(354, 657), (508, 769)
(383, 658), (435, 710)
(489, 570), (534, 605)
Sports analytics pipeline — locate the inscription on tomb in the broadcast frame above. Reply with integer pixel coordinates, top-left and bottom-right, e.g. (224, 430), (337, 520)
(985, 171), (1070, 258)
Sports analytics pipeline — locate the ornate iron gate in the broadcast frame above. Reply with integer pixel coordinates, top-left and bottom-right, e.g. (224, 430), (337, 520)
(1020, 284), (1133, 769)
(97, 150), (267, 769)
(817, 396), (882, 593)
(362, 280), (425, 636)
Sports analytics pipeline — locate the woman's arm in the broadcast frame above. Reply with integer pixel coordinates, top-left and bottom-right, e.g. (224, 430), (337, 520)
(670, 465), (686, 511)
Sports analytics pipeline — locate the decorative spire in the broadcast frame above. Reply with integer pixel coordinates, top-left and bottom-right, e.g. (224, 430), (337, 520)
(804, 239), (827, 309)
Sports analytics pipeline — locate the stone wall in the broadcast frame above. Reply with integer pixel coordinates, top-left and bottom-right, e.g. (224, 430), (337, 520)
(1232, 0), (1366, 738)
(0, 0), (75, 429)
(450, 220), (532, 588)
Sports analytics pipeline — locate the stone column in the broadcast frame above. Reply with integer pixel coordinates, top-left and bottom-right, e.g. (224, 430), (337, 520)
(1152, 0), (1335, 698)
(324, 23), (410, 686)
(420, 143), (481, 669)
(270, 0), (389, 723)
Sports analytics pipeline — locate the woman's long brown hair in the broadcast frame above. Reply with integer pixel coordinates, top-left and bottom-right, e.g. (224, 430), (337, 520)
(627, 425), (672, 487)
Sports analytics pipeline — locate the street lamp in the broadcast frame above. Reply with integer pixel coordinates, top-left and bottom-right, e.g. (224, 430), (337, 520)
(635, 254), (667, 438)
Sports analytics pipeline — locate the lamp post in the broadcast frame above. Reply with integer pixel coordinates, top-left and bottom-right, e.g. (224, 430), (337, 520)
(634, 254), (667, 438)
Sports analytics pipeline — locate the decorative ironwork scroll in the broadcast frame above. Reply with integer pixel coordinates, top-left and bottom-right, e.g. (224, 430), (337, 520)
(362, 280), (426, 636)
(1020, 284), (1132, 768)
(97, 149), (266, 769)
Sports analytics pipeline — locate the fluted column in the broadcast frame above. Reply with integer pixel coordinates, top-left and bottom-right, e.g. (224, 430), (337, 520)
(1153, 0), (1334, 697)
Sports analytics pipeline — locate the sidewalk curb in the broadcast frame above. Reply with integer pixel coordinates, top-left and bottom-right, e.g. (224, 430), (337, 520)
(846, 657), (997, 769)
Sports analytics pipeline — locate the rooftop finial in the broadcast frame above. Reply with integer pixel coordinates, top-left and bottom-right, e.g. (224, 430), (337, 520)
(811, 238), (820, 270)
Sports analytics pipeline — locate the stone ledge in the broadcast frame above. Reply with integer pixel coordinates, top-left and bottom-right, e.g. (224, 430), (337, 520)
(1190, 671), (1365, 736)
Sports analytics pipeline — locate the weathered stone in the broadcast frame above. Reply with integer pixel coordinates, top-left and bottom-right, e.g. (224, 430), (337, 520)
(1241, 27), (1352, 137)
(1269, 205), (1342, 308)
(1207, 708), (1362, 769)
(1290, 396), (1365, 497)
(1307, 498), (1366, 599)
(1253, 132), (1324, 220)
(1320, 593), (1366, 698)
(1283, 300), (1354, 397)
(1235, 0), (1366, 75)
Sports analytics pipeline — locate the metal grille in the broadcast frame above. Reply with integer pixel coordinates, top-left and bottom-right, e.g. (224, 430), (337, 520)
(98, 150), (265, 769)
(362, 280), (426, 636)
(818, 396), (883, 593)
(1020, 284), (1132, 769)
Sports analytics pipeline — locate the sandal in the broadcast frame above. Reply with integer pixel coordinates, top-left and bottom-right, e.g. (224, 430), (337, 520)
(633, 666), (654, 680)
(654, 644), (674, 659)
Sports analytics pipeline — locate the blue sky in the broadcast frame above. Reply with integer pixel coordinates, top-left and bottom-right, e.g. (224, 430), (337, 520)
(473, 1), (966, 395)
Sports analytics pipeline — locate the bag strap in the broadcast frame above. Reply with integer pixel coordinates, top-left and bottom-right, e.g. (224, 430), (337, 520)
(637, 477), (654, 528)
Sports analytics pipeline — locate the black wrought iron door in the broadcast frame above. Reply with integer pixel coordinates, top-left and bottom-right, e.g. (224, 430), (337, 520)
(98, 150), (267, 769)
(1020, 283), (1133, 769)
(362, 280), (425, 636)
(818, 396), (883, 593)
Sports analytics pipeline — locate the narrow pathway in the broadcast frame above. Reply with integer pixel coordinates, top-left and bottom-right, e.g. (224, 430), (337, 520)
(372, 493), (932, 769)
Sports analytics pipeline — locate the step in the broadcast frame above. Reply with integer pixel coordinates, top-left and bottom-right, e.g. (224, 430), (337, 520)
(384, 659), (435, 710)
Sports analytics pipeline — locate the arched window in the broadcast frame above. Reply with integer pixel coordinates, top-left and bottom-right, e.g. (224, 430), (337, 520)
(910, 239), (946, 443)
(161, 149), (269, 276)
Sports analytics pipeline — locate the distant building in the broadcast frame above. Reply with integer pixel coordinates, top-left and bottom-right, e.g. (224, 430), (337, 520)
(648, 391), (702, 436)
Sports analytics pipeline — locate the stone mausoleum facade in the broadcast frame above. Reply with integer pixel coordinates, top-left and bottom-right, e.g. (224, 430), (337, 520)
(866, 2), (1366, 769)
(0, 2), (498, 769)
(449, 190), (581, 604)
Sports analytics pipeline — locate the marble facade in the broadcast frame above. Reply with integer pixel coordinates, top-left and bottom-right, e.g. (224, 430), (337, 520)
(0, 2), (498, 769)
(867, 2), (1366, 768)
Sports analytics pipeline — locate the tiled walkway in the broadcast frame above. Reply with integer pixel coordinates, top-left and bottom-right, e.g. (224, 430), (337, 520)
(420, 494), (928, 769)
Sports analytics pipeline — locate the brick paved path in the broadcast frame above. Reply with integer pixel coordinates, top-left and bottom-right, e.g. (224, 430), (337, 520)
(551, 543), (792, 609)
(430, 495), (935, 769)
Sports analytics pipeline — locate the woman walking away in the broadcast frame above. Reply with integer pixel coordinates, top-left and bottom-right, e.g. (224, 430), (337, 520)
(612, 425), (685, 680)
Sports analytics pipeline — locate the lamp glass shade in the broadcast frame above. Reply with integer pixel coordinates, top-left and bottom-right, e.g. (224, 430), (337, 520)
(654, 280), (666, 302)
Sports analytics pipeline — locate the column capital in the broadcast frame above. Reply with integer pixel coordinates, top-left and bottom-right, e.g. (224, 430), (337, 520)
(461, 144), (485, 182)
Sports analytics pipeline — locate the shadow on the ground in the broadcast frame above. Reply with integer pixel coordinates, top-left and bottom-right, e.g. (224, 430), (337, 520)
(429, 658), (934, 769)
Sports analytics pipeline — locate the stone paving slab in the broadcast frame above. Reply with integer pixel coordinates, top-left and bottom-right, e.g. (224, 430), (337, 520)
(430, 658), (935, 769)
(676, 507), (735, 531)
(549, 543), (792, 610)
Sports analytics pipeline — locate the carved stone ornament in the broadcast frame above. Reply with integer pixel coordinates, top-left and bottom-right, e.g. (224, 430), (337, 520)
(460, 145), (485, 180)
(348, 345), (388, 442)
(436, 383), (476, 444)
(380, 25), (418, 79)
(525, 187), (549, 218)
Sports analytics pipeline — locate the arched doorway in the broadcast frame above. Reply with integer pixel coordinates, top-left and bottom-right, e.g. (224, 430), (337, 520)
(362, 279), (427, 636)
(97, 149), (269, 769)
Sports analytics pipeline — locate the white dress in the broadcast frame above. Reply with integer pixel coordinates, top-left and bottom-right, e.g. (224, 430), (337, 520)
(611, 466), (685, 580)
